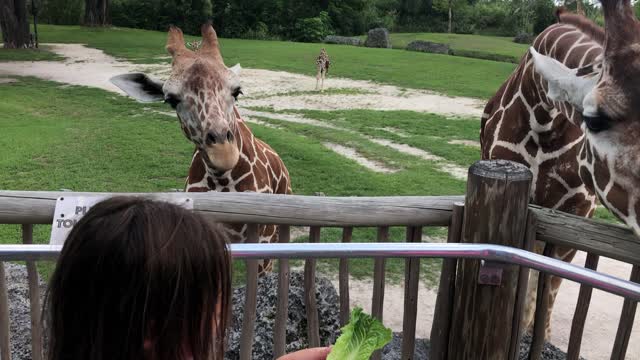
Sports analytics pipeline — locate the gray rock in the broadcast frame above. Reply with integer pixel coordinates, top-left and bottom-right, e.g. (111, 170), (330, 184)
(406, 40), (450, 55)
(519, 333), (587, 360)
(324, 35), (362, 46)
(5, 263), (48, 360)
(382, 333), (429, 359)
(514, 33), (534, 44)
(225, 272), (340, 360)
(379, 332), (585, 360)
(365, 28), (392, 49)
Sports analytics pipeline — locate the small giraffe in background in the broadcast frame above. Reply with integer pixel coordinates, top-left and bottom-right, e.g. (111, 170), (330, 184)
(315, 48), (330, 91)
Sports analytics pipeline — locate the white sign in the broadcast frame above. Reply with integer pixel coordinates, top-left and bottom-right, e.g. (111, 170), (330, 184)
(49, 196), (194, 245)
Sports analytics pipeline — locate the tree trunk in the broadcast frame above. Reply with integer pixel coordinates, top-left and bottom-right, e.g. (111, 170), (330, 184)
(576, 0), (584, 15)
(84, 0), (109, 26)
(448, 0), (452, 33)
(0, 0), (30, 48)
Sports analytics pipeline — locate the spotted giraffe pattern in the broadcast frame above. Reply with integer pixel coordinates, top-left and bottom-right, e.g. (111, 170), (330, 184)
(185, 108), (291, 274)
(163, 24), (291, 275)
(481, 18), (606, 337)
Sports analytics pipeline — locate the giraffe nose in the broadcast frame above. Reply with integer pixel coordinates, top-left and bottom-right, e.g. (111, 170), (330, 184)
(206, 130), (234, 144)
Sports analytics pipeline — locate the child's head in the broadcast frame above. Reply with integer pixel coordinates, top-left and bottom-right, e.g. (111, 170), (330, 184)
(45, 196), (232, 360)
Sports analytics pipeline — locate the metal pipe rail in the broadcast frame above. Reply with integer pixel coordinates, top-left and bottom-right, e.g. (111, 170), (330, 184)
(1, 242), (639, 301)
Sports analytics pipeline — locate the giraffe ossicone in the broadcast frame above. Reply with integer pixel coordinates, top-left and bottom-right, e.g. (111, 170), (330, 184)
(482, 0), (640, 339)
(110, 24), (291, 275)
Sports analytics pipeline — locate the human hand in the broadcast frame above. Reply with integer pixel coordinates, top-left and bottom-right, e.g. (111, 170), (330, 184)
(276, 347), (332, 360)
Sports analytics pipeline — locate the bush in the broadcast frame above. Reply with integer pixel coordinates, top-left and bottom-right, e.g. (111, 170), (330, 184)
(532, 0), (556, 34)
(514, 33), (534, 44)
(293, 11), (332, 43)
(38, 0), (84, 25)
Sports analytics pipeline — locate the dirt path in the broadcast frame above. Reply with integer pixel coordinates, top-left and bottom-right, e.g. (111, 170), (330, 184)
(335, 252), (640, 360)
(0, 43), (485, 118)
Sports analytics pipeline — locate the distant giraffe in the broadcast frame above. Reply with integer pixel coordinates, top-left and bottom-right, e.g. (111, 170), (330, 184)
(315, 48), (330, 91)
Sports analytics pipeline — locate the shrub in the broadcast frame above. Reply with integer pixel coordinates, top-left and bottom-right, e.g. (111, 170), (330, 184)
(293, 11), (332, 43)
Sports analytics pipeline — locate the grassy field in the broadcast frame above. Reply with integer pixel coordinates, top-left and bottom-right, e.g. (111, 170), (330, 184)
(0, 77), (469, 284)
(0, 25), (516, 99)
(382, 33), (529, 63)
(0, 46), (63, 62)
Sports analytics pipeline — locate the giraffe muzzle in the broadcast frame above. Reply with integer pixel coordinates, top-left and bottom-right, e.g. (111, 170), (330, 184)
(204, 142), (240, 172)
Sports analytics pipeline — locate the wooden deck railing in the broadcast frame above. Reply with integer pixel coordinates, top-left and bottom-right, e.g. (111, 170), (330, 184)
(0, 159), (639, 359)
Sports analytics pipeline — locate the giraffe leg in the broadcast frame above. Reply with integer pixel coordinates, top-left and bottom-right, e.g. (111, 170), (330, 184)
(256, 225), (278, 276)
(523, 244), (577, 339)
(321, 71), (325, 92)
(316, 70), (321, 91)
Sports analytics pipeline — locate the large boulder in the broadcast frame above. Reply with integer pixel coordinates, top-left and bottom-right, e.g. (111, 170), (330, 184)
(406, 40), (450, 55)
(324, 35), (362, 46)
(225, 272), (340, 360)
(365, 28), (392, 49)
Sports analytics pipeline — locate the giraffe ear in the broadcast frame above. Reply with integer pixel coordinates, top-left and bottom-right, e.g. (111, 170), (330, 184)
(529, 47), (597, 111)
(110, 73), (165, 103)
(229, 63), (242, 76)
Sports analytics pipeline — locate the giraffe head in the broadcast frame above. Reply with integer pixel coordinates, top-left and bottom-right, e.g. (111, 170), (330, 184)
(530, 0), (640, 233)
(110, 24), (243, 172)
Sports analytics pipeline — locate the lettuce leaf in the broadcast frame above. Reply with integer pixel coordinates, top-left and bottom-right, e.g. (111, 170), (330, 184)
(327, 307), (392, 360)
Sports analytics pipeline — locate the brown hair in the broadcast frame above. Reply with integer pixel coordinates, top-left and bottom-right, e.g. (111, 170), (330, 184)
(44, 197), (232, 360)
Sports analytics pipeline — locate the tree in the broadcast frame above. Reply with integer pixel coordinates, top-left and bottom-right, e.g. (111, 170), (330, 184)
(0, 0), (30, 48)
(533, 0), (556, 34)
(84, 0), (109, 26)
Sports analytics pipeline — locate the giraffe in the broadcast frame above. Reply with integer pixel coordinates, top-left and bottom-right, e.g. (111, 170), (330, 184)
(315, 48), (330, 91)
(110, 24), (291, 275)
(481, 0), (640, 339)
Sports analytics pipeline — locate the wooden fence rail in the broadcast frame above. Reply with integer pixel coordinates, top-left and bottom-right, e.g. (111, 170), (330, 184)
(1, 159), (640, 360)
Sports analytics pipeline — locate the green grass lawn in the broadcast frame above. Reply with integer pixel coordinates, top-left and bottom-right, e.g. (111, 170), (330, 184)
(0, 77), (464, 285)
(0, 46), (63, 62)
(0, 24), (516, 99)
(379, 32), (529, 63)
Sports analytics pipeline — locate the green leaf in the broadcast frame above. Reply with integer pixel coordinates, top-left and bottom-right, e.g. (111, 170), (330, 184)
(327, 307), (392, 360)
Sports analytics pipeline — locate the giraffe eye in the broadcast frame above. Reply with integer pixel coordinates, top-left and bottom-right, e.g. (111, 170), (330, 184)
(164, 94), (181, 109)
(231, 87), (243, 101)
(582, 111), (611, 133)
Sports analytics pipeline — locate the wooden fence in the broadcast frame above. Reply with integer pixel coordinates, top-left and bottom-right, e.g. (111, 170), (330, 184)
(0, 160), (638, 360)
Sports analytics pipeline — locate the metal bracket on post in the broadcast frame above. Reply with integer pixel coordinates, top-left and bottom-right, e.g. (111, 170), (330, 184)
(478, 260), (504, 285)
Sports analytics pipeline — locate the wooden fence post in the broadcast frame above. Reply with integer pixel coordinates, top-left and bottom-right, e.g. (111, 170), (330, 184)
(447, 160), (532, 360)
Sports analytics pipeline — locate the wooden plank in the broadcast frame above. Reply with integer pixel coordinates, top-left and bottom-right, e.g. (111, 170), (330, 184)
(273, 225), (291, 359)
(567, 252), (600, 360)
(0, 191), (463, 226)
(531, 205), (640, 266)
(448, 160), (533, 360)
(239, 224), (260, 360)
(509, 212), (536, 360)
(401, 226), (422, 359)
(429, 203), (464, 360)
(339, 227), (352, 326)
(305, 226), (321, 348)
(528, 244), (555, 360)
(23, 224), (43, 360)
(0, 262), (10, 360)
(610, 264), (640, 360)
(4, 190), (640, 266)
(371, 226), (389, 360)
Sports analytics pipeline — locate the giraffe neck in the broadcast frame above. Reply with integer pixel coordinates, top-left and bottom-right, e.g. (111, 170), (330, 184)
(481, 22), (603, 217)
(185, 106), (291, 195)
